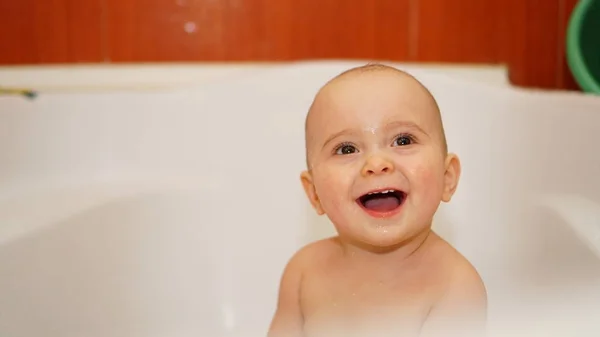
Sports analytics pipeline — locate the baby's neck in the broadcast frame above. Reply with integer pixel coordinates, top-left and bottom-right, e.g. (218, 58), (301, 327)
(338, 228), (434, 268)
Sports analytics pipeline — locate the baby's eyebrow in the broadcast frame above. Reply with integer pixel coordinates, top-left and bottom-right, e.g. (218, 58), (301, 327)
(383, 120), (428, 135)
(321, 121), (427, 149)
(321, 128), (358, 149)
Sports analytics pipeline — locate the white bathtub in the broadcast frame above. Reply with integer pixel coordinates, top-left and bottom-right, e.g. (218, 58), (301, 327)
(1, 61), (600, 337)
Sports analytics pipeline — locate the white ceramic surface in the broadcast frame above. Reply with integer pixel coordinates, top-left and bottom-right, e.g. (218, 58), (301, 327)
(1, 61), (600, 337)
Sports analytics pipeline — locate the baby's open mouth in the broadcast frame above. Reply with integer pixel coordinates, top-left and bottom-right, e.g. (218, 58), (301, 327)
(357, 189), (406, 213)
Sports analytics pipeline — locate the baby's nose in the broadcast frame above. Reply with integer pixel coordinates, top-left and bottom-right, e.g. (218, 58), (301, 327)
(361, 155), (394, 176)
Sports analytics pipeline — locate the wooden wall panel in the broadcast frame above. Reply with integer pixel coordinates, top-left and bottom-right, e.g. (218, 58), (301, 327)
(504, 0), (581, 90)
(0, 0), (104, 64)
(106, 0), (411, 62)
(0, 0), (584, 91)
(287, 0), (412, 60)
(504, 0), (561, 89)
(416, 0), (507, 63)
(557, 0), (581, 90)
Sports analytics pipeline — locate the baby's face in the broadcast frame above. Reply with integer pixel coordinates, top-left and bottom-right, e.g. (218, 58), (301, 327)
(302, 71), (460, 249)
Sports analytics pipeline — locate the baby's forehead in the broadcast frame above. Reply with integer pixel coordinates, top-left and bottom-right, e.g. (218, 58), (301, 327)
(309, 74), (439, 132)
(304, 67), (447, 166)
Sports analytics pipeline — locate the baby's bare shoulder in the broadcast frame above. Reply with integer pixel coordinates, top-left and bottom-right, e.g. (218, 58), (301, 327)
(268, 238), (340, 337)
(288, 236), (341, 269)
(419, 235), (487, 337)
(421, 235), (485, 295)
(430, 236), (485, 289)
(275, 237), (340, 286)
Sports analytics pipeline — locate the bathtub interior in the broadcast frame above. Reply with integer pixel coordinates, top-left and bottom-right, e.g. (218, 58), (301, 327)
(0, 187), (302, 337)
(1, 61), (600, 336)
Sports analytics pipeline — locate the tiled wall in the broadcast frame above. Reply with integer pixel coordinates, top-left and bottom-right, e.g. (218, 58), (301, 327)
(0, 0), (580, 90)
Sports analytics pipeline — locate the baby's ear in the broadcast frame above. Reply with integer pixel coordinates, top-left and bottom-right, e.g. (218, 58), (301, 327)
(300, 170), (325, 215)
(442, 153), (461, 203)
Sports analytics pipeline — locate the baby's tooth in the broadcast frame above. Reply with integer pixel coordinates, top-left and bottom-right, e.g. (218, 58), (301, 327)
(366, 190), (395, 195)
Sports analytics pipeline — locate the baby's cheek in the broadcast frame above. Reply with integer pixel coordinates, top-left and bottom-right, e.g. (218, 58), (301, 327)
(411, 164), (446, 199)
(315, 175), (346, 207)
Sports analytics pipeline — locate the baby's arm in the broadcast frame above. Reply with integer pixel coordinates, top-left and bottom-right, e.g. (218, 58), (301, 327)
(267, 251), (305, 337)
(420, 262), (488, 337)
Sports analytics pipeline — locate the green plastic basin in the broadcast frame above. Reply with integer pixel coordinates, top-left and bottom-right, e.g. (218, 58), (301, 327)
(566, 0), (600, 94)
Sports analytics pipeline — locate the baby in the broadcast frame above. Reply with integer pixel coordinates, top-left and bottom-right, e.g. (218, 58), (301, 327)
(267, 64), (487, 337)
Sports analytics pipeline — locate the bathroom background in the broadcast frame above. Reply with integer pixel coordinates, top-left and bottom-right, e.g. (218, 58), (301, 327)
(2, 1), (600, 337)
(0, 0), (582, 90)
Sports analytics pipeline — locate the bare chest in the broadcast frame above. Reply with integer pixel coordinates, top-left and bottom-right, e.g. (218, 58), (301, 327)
(300, 268), (440, 337)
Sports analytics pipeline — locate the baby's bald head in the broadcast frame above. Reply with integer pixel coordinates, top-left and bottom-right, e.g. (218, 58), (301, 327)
(299, 64), (462, 251)
(304, 63), (448, 169)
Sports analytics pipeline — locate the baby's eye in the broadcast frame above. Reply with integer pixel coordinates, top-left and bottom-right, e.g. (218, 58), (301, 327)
(335, 144), (357, 155)
(393, 135), (413, 146)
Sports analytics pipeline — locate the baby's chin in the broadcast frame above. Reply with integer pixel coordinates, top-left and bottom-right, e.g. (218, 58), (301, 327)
(339, 223), (426, 254)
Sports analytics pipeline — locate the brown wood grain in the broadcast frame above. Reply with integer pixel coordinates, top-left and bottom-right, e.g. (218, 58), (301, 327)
(0, 0), (104, 64)
(0, 0), (583, 91)
(105, 0), (412, 62)
(415, 0), (507, 63)
(558, 0), (581, 90)
(504, 0), (562, 89)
